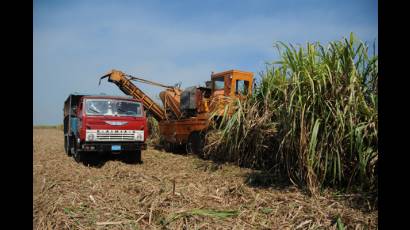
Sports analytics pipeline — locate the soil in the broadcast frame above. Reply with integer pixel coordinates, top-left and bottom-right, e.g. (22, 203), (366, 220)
(33, 128), (377, 229)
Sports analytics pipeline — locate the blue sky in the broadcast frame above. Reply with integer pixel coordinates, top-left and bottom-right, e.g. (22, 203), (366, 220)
(33, 0), (377, 125)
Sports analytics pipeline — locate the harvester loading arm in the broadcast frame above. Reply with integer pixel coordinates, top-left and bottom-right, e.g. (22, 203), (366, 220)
(127, 75), (183, 120)
(99, 70), (168, 121)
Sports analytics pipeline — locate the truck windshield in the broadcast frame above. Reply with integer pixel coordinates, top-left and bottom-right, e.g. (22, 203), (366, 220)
(85, 99), (142, 117)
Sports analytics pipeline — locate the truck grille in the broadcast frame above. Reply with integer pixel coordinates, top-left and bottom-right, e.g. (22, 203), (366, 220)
(86, 129), (144, 142)
(96, 133), (135, 141)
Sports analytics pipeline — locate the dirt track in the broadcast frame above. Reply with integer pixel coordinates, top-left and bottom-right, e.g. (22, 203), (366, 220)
(33, 128), (377, 229)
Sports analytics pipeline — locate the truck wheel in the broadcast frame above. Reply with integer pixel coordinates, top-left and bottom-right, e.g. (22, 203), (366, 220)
(64, 136), (68, 153)
(187, 132), (205, 156)
(65, 136), (72, 156)
(125, 150), (142, 164)
(72, 138), (83, 163)
(73, 147), (82, 163)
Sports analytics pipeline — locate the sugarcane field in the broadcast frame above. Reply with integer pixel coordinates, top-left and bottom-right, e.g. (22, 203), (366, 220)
(34, 1), (378, 229)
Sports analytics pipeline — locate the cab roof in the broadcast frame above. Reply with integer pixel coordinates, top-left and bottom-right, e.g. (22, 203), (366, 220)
(82, 95), (137, 101)
(65, 94), (139, 104)
(211, 69), (253, 79)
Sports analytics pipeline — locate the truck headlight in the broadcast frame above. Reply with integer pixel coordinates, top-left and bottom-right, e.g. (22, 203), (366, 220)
(135, 132), (143, 141)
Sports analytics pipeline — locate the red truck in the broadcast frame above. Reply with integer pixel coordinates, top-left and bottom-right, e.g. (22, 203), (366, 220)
(63, 94), (148, 163)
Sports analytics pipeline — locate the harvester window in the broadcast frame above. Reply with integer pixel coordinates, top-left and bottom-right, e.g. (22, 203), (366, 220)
(235, 80), (249, 95)
(213, 77), (225, 90)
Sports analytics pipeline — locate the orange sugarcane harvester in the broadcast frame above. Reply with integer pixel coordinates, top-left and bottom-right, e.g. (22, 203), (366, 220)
(99, 69), (253, 154)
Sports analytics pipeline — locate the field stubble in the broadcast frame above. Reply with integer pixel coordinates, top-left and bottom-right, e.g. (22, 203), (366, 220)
(33, 128), (376, 229)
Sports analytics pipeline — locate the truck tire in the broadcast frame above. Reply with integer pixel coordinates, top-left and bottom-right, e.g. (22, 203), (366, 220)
(64, 136), (68, 153)
(125, 150), (142, 164)
(64, 136), (72, 156)
(73, 146), (82, 163)
(72, 138), (83, 163)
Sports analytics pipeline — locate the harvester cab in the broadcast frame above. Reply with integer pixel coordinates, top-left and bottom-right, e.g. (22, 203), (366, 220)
(210, 70), (253, 97)
(206, 70), (254, 116)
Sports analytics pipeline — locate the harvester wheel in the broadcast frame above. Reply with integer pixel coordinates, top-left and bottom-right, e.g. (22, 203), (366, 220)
(187, 132), (205, 156)
(164, 142), (174, 153)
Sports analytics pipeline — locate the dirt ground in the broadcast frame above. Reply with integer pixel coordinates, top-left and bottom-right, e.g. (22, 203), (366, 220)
(33, 128), (377, 229)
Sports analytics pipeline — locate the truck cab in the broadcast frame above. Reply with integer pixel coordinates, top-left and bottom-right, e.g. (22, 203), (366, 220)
(63, 94), (148, 163)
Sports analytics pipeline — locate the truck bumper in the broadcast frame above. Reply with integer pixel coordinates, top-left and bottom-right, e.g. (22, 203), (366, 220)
(80, 142), (147, 152)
